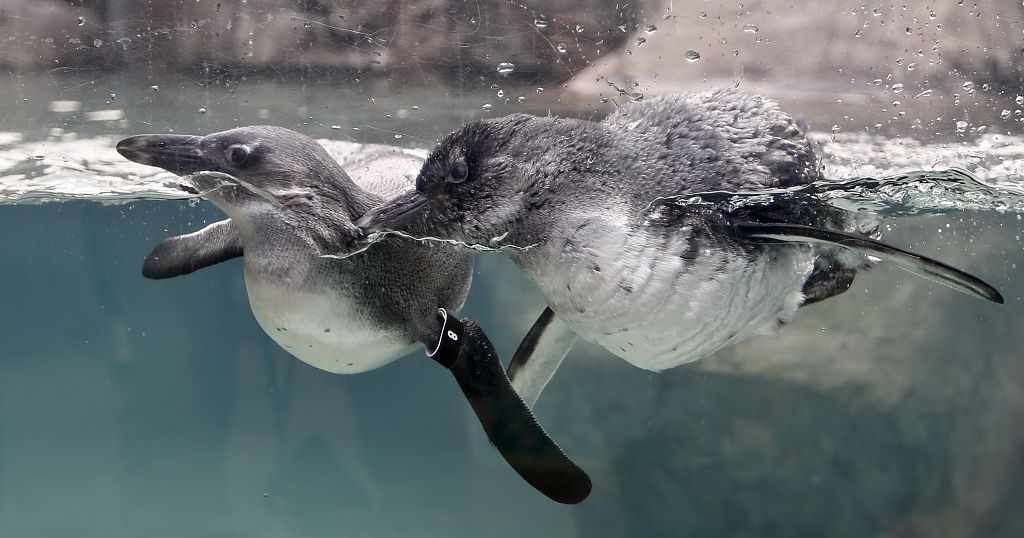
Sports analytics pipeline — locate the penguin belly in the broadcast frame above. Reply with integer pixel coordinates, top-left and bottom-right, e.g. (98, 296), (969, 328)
(528, 229), (816, 372)
(243, 271), (416, 374)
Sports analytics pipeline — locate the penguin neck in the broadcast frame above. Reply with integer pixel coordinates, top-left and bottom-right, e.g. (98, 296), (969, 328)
(316, 160), (381, 220)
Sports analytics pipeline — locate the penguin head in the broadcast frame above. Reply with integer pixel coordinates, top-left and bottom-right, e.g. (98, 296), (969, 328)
(357, 114), (555, 246)
(117, 126), (364, 222)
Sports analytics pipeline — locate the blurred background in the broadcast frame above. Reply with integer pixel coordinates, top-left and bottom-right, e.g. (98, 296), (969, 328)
(1, 1), (1023, 537)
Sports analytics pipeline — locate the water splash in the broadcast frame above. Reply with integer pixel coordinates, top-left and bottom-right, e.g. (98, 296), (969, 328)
(642, 169), (1024, 222)
(321, 229), (537, 261)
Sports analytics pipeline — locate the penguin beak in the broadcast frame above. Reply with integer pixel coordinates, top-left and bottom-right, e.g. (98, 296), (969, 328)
(356, 190), (431, 235)
(116, 134), (208, 175)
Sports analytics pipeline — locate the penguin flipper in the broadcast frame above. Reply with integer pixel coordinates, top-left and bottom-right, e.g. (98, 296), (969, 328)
(508, 307), (579, 409)
(429, 310), (591, 504)
(143, 219), (243, 279)
(736, 222), (1003, 304)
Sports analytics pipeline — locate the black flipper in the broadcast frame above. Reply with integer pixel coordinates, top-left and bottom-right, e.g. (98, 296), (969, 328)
(736, 222), (1004, 304)
(507, 307), (579, 409)
(429, 309), (591, 504)
(142, 219), (243, 279)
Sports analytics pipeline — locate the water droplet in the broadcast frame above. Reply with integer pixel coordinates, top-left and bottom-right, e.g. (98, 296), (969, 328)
(150, 85), (159, 92)
(719, 37), (728, 44)
(955, 120), (968, 132)
(92, 38), (102, 47)
(892, 83), (904, 93)
(1001, 109), (1012, 119)
(331, 125), (342, 130)
(482, 103), (493, 111)
(394, 134), (402, 139)
(535, 87), (544, 94)
(684, 50), (701, 62)
(854, 29), (863, 38)
(533, 18), (548, 30)
(743, 24), (759, 33)
(962, 81), (976, 93)
(928, 10), (936, 19)
(517, 96), (525, 103)
(906, 62), (916, 71)
(1016, 95), (1023, 105)
(644, 24), (657, 34)
(303, 21), (312, 28)
(496, 89), (505, 97)
(496, 62), (515, 76)
(634, 37), (647, 47)
(77, 16), (85, 26)
(197, 107), (207, 114)
(872, 7), (882, 16)
(31, 154), (45, 161)
(556, 43), (568, 54)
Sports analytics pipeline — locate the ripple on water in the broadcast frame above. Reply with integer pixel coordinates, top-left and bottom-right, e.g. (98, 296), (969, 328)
(2, 131), (1024, 213)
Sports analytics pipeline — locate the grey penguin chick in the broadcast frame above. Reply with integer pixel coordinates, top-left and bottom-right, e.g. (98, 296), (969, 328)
(121, 127), (469, 374)
(358, 89), (1003, 406)
(116, 127), (592, 504)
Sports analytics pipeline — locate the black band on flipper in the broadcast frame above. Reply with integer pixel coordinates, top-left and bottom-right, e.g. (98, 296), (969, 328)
(426, 308), (462, 368)
(429, 314), (592, 504)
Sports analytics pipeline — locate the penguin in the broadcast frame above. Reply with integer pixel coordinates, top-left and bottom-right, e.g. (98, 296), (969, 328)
(355, 89), (1003, 408)
(116, 126), (591, 504)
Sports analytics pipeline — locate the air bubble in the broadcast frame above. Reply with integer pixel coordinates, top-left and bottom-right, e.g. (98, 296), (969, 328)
(892, 83), (904, 93)
(684, 50), (701, 62)
(743, 24), (759, 33)
(77, 16), (85, 26)
(556, 43), (568, 54)
(496, 62), (515, 76)
(955, 120), (968, 132)
(533, 18), (548, 30)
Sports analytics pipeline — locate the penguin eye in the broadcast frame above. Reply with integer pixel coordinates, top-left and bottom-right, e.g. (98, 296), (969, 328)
(226, 144), (251, 167)
(447, 161), (470, 183)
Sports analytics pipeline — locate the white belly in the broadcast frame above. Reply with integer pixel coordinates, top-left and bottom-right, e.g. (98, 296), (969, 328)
(526, 226), (815, 371)
(243, 270), (415, 374)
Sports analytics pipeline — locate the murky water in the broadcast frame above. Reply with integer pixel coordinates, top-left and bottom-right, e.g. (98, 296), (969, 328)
(1, 74), (1023, 537)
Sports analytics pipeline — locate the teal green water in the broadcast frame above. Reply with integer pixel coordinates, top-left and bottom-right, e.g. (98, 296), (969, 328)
(1, 74), (1023, 537)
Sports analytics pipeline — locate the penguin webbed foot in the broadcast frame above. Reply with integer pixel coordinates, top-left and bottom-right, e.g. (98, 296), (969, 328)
(427, 309), (592, 504)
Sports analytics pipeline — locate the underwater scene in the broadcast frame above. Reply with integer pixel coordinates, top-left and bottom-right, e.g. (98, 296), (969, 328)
(2, 1), (1024, 537)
